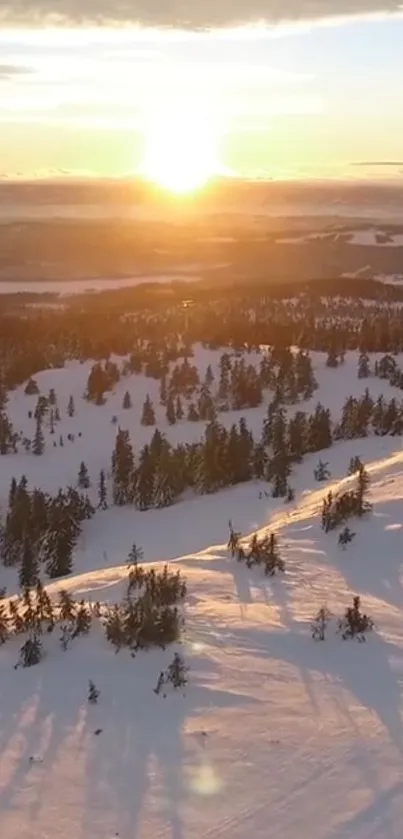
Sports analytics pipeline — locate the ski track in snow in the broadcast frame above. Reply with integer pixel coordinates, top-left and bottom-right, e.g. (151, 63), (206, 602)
(1, 346), (403, 838)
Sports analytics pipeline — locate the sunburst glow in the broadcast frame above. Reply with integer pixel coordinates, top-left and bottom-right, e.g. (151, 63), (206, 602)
(140, 106), (222, 194)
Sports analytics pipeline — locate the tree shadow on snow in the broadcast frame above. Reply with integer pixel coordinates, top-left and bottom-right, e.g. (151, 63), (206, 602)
(222, 623), (403, 754)
(79, 657), (260, 839)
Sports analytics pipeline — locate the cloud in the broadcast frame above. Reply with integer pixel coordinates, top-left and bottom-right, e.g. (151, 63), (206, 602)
(0, 0), (402, 28)
(0, 63), (32, 77)
(352, 161), (403, 167)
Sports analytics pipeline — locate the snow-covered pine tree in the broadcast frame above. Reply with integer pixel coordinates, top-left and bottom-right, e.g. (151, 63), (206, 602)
(98, 469), (108, 509)
(77, 460), (90, 489)
(19, 539), (39, 591)
(141, 394), (156, 426)
(88, 680), (100, 703)
(166, 395), (176, 425)
(111, 428), (134, 505)
(32, 417), (45, 456)
(122, 391), (132, 409)
(67, 395), (75, 417)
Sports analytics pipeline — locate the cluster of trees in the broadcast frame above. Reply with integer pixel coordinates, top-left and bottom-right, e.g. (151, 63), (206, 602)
(228, 521), (284, 576)
(0, 584), (94, 667)
(0, 555), (187, 667)
(0, 477), (94, 580)
(312, 596), (374, 642)
(3, 273), (403, 398)
(321, 464), (371, 533)
(104, 560), (187, 652)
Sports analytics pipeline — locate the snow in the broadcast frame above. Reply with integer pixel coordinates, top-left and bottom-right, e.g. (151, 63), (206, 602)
(2, 347), (403, 838)
(0, 274), (202, 297)
(276, 228), (403, 248)
(348, 230), (403, 247)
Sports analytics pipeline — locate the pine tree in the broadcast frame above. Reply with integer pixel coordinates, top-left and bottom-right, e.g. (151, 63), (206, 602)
(111, 428), (134, 505)
(78, 461), (90, 489)
(0, 605), (9, 644)
(227, 520), (241, 557)
(312, 607), (332, 641)
(67, 395), (75, 417)
(32, 417), (45, 456)
(348, 456), (363, 476)
(48, 388), (57, 406)
(338, 596), (373, 641)
(127, 543), (144, 567)
(122, 391), (132, 409)
(19, 539), (39, 590)
(135, 445), (155, 510)
(88, 680), (100, 703)
(154, 445), (179, 508)
(338, 526), (356, 548)
(314, 460), (331, 482)
(159, 375), (167, 406)
(25, 377), (39, 395)
(98, 469), (108, 509)
(18, 633), (43, 668)
(141, 395), (156, 426)
(58, 589), (76, 622)
(73, 601), (92, 637)
(35, 581), (54, 625)
(165, 653), (188, 689)
(358, 352), (370, 379)
(166, 395), (176, 425)
(175, 395), (183, 421)
(356, 464), (371, 516)
(187, 403), (199, 422)
(8, 476), (17, 509)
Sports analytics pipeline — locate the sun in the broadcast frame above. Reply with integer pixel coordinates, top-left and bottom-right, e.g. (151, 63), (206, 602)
(140, 107), (221, 194)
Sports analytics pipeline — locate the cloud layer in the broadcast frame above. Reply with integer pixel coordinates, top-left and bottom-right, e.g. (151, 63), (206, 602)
(0, 0), (402, 27)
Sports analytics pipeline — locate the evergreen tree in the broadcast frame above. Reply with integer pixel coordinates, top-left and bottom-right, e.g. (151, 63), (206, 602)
(175, 395), (184, 421)
(141, 395), (156, 426)
(18, 633), (43, 668)
(88, 680), (100, 703)
(127, 543), (144, 567)
(312, 607), (332, 641)
(338, 596), (373, 641)
(58, 589), (76, 622)
(98, 469), (108, 509)
(32, 417), (45, 456)
(111, 428), (134, 505)
(122, 390), (132, 409)
(326, 348), (339, 368)
(136, 445), (155, 510)
(67, 395), (75, 417)
(165, 653), (188, 689)
(48, 388), (57, 406)
(358, 352), (370, 379)
(0, 605), (9, 644)
(77, 461), (90, 489)
(25, 377), (39, 395)
(314, 459), (331, 482)
(19, 539), (39, 590)
(154, 445), (178, 508)
(338, 526), (356, 548)
(8, 476), (17, 509)
(159, 375), (167, 406)
(187, 403), (199, 422)
(356, 464), (371, 516)
(166, 394), (176, 425)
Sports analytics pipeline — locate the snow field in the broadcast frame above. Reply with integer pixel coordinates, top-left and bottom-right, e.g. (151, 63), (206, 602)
(1, 347), (403, 838)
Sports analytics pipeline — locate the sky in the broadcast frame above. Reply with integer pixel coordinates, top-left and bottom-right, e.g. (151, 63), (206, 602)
(0, 3), (402, 182)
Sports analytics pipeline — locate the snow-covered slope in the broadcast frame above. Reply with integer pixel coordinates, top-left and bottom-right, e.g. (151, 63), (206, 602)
(2, 350), (403, 839)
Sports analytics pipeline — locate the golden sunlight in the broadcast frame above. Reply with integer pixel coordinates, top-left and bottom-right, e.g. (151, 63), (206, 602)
(139, 106), (222, 194)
